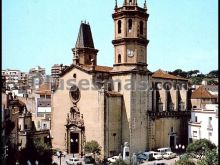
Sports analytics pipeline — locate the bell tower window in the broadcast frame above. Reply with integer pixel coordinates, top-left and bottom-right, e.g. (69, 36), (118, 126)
(128, 19), (132, 32)
(118, 20), (121, 34)
(118, 54), (121, 63)
(118, 82), (121, 92)
(140, 21), (143, 35)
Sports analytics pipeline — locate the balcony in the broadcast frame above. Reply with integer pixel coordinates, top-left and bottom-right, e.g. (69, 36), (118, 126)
(147, 110), (191, 120)
(207, 124), (213, 131)
(188, 121), (201, 127)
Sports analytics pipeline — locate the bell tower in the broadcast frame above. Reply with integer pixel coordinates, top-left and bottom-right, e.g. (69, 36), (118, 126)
(112, 0), (149, 70)
(72, 22), (98, 66)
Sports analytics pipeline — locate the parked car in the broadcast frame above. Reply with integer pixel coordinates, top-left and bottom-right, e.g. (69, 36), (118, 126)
(157, 147), (171, 155)
(136, 153), (148, 163)
(84, 155), (95, 164)
(107, 156), (120, 163)
(66, 158), (83, 165)
(148, 151), (163, 160)
(142, 152), (154, 161)
(162, 151), (177, 159)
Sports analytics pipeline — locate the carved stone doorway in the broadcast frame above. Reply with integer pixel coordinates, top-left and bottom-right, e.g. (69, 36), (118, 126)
(66, 124), (85, 155)
(169, 135), (175, 149)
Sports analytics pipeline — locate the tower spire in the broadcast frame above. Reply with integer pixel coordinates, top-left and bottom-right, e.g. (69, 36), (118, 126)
(73, 22), (98, 65)
(123, 0), (137, 6)
(115, 0), (118, 9)
(144, 0), (147, 9)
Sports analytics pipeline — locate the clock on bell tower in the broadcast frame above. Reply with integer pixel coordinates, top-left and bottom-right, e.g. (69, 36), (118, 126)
(112, 0), (149, 70)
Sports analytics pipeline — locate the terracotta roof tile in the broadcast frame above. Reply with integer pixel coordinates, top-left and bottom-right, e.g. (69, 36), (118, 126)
(82, 65), (113, 72)
(94, 66), (113, 72)
(191, 85), (217, 99)
(35, 83), (51, 95)
(152, 69), (188, 81)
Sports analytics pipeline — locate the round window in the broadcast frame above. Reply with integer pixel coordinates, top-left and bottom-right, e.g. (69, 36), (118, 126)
(69, 85), (80, 103)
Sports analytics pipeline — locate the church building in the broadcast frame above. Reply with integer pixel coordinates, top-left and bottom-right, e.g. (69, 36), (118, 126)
(51, 0), (190, 158)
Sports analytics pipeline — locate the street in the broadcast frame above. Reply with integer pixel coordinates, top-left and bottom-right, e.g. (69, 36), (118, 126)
(142, 156), (179, 165)
(52, 154), (180, 165)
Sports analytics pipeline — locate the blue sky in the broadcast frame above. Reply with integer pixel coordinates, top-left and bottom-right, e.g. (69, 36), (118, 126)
(3, 0), (218, 74)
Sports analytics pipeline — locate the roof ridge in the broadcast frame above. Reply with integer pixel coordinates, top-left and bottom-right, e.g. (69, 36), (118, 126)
(152, 69), (188, 81)
(191, 85), (216, 99)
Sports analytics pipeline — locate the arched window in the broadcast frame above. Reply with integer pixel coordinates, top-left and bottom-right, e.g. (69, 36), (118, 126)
(118, 82), (121, 92)
(140, 21), (143, 35)
(118, 20), (121, 34)
(118, 54), (121, 63)
(171, 127), (174, 132)
(128, 19), (132, 32)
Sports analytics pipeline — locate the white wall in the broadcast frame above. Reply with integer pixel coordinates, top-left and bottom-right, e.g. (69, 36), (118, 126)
(188, 104), (218, 146)
(38, 107), (51, 113)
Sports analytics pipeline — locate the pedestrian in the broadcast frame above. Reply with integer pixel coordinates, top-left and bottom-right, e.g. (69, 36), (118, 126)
(131, 153), (137, 165)
(27, 160), (31, 165)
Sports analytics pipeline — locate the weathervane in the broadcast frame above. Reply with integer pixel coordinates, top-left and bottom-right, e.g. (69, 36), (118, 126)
(144, 0), (147, 9)
(115, 0), (118, 9)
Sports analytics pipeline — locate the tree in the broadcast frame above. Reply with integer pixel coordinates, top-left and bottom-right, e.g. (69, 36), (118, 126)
(186, 139), (217, 159)
(207, 70), (218, 78)
(175, 159), (195, 165)
(172, 69), (183, 76)
(112, 159), (129, 165)
(84, 140), (101, 160)
(34, 140), (52, 164)
(19, 139), (52, 165)
(190, 77), (203, 85)
(170, 69), (188, 78)
(197, 149), (218, 165)
(196, 73), (205, 78)
(187, 70), (200, 78)
(192, 70), (200, 76)
(207, 79), (218, 85)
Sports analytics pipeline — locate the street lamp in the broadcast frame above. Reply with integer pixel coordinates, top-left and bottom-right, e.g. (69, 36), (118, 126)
(56, 151), (65, 165)
(175, 144), (185, 155)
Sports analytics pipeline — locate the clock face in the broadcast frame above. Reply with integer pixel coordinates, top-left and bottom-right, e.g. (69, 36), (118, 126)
(69, 85), (80, 103)
(127, 49), (134, 57)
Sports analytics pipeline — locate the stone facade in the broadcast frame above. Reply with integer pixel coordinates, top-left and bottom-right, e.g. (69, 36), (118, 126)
(147, 73), (190, 150)
(51, 0), (190, 158)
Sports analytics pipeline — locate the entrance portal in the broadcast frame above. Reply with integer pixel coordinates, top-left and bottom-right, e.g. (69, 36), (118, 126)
(170, 135), (175, 149)
(70, 132), (79, 153)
